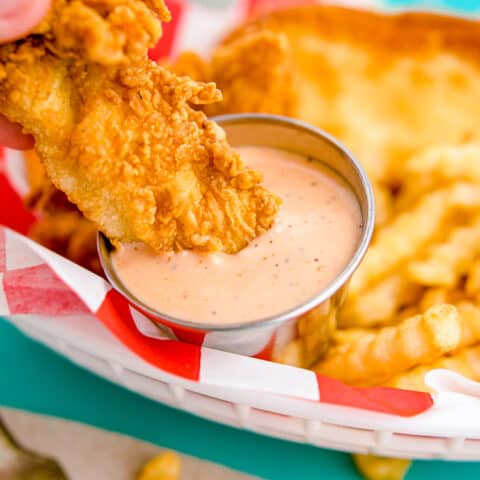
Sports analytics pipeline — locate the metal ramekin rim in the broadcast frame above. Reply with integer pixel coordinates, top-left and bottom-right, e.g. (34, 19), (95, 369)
(97, 113), (375, 332)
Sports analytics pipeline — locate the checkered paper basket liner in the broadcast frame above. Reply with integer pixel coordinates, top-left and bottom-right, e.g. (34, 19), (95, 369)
(2, 0), (480, 459)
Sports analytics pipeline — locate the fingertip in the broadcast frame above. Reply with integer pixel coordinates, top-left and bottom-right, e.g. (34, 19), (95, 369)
(0, 0), (51, 43)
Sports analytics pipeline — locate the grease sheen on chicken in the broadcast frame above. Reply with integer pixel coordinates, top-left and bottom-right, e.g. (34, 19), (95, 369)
(0, 0), (280, 253)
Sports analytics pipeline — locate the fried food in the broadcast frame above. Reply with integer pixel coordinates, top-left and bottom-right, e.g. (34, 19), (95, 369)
(353, 454), (411, 480)
(137, 451), (181, 480)
(170, 31), (297, 117)
(340, 274), (422, 328)
(384, 345), (480, 392)
(466, 257), (480, 297)
(315, 305), (461, 385)
(330, 302), (480, 391)
(29, 210), (101, 274)
(373, 185), (394, 229)
(407, 215), (480, 287)
(24, 152), (102, 274)
(456, 302), (480, 350)
(399, 144), (480, 207)
(350, 183), (480, 297)
(195, 31), (298, 117)
(272, 339), (302, 367)
(0, 0), (280, 254)
(418, 288), (457, 312)
(24, 149), (48, 193)
(176, 7), (480, 184)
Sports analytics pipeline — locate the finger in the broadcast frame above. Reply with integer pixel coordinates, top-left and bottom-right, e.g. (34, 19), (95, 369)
(0, 114), (34, 150)
(0, 0), (51, 42)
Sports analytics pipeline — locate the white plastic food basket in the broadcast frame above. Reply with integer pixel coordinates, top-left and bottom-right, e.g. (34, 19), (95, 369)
(7, 312), (480, 460)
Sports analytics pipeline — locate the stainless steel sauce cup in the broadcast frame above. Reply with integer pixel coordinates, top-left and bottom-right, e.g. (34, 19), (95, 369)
(98, 114), (375, 367)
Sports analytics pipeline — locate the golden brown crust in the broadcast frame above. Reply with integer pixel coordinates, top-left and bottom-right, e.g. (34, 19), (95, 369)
(223, 6), (480, 63)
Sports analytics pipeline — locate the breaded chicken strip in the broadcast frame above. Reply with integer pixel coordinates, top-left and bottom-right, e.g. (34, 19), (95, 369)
(24, 150), (101, 274)
(173, 6), (480, 185)
(172, 31), (297, 117)
(0, 0), (280, 253)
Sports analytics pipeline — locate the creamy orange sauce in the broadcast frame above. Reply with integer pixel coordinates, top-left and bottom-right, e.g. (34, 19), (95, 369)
(112, 146), (362, 324)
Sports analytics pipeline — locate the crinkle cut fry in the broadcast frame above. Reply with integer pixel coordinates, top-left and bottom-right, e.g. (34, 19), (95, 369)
(407, 215), (480, 287)
(350, 183), (480, 296)
(398, 144), (480, 209)
(0, 0), (280, 254)
(340, 274), (422, 328)
(315, 305), (461, 386)
(456, 302), (480, 351)
(383, 345), (480, 392)
(405, 143), (480, 182)
(466, 257), (480, 296)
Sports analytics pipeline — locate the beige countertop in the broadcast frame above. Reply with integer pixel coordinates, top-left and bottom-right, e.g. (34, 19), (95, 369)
(1, 408), (258, 480)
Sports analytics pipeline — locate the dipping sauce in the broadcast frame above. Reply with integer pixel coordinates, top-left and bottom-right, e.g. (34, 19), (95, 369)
(112, 146), (362, 325)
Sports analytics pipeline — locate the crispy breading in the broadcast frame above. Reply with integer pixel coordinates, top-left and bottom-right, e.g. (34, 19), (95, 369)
(170, 31), (297, 117)
(29, 210), (101, 275)
(33, 0), (171, 64)
(0, 0), (280, 253)
(25, 151), (101, 274)
(207, 31), (297, 117)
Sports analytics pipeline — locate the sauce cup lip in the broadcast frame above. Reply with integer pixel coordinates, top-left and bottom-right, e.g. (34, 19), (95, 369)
(97, 113), (375, 333)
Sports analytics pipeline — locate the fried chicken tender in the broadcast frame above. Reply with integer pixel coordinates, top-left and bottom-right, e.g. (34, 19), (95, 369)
(176, 7), (480, 184)
(0, 0), (280, 253)
(29, 210), (101, 275)
(172, 31), (298, 117)
(35, 0), (171, 65)
(24, 155), (102, 275)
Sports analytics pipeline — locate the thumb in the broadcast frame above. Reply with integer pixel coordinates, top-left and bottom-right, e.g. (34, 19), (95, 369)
(0, 0), (51, 43)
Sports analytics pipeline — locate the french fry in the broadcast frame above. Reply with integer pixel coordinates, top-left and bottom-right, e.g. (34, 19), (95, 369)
(407, 216), (480, 287)
(406, 144), (480, 184)
(465, 257), (480, 297)
(374, 184), (394, 228)
(137, 451), (181, 480)
(341, 274), (421, 328)
(24, 149), (47, 192)
(315, 305), (461, 385)
(398, 144), (480, 209)
(384, 345), (480, 392)
(350, 183), (480, 296)
(272, 339), (303, 367)
(395, 306), (420, 323)
(353, 454), (412, 480)
(418, 288), (451, 311)
(333, 328), (376, 346)
(456, 302), (480, 350)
